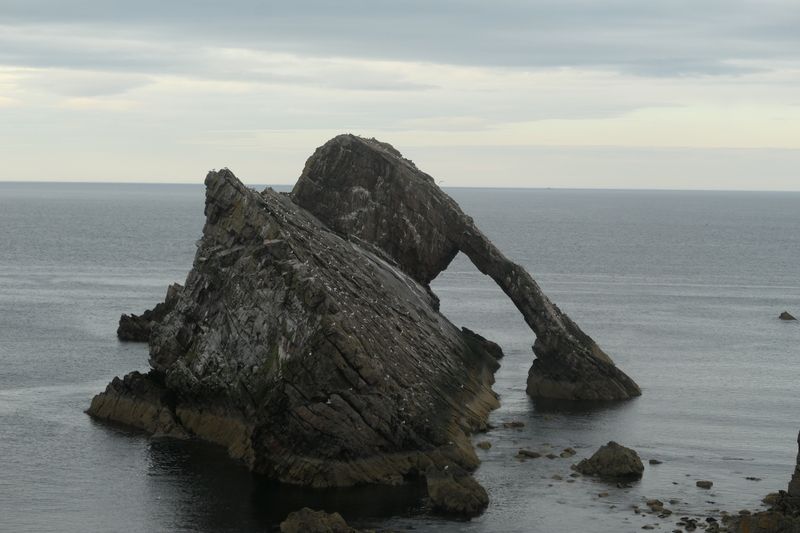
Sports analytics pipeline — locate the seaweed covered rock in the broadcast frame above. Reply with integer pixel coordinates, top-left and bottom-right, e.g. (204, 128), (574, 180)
(89, 168), (501, 491)
(292, 135), (640, 401)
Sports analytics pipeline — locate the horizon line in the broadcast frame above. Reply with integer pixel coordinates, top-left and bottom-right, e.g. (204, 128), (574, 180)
(1, 179), (800, 194)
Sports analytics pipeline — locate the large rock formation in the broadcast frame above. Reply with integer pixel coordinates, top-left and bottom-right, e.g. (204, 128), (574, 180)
(90, 167), (501, 500)
(292, 135), (640, 401)
(89, 135), (641, 517)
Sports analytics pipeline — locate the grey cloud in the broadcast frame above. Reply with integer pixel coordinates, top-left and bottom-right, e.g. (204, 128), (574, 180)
(1, 1), (799, 76)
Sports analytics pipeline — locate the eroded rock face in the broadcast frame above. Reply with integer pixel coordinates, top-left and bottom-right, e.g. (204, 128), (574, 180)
(292, 135), (640, 401)
(90, 168), (501, 491)
(117, 283), (183, 341)
(574, 441), (644, 479)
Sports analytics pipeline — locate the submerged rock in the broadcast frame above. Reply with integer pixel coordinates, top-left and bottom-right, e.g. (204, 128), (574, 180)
(779, 311), (796, 321)
(292, 135), (640, 401)
(89, 166), (501, 494)
(280, 508), (358, 533)
(574, 441), (644, 479)
(117, 283), (182, 341)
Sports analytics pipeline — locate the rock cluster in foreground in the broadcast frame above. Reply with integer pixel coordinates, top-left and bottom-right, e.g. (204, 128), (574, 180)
(90, 135), (641, 517)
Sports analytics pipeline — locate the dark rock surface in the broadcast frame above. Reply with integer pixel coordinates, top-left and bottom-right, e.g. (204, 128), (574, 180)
(789, 431), (800, 498)
(780, 311), (797, 321)
(117, 283), (183, 341)
(574, 441), (644, 479)
(425, 464), (489, 517)
(292, 134), (640, 401)
(89, 167), (501, 492)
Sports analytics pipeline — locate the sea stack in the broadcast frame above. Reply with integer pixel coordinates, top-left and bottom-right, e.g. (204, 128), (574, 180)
(89, 135), (640, 510)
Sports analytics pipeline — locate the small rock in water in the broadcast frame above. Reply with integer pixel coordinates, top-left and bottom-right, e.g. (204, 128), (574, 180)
(649, 459), (663, 465)
(560, 447), (577, 458)
(574, 441), (644, 479)
(744, 476), (761, 481)
(696, 480), (713, 489)
(503, 421), (525, 428)
(476, 441), (492, 450)
(279, 508), (353, 533)
(762, 492), (781, 505)
(598, 492), (609, 497)
(545, 453), (558, 459)
(517, 449), (541, 459)
(779, 311), (796, 321)
(646, 499), (664, 512)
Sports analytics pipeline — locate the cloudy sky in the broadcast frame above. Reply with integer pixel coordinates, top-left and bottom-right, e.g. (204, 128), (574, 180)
(1, 0), (799, 189)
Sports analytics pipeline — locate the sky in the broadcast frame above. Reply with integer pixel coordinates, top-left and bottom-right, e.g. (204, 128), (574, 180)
(1, 0), (799, 189)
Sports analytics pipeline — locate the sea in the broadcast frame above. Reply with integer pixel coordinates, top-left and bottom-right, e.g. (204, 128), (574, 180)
(1, 182), (798, 532)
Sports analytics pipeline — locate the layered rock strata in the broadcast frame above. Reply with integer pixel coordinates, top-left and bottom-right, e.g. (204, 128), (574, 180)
(117, 283), (182, 341)
(90, 168), (501, 495)
(292, 135), (640, 401)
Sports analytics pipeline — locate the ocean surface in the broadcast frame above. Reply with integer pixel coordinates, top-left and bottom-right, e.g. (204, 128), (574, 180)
(1, 182), (798, 532)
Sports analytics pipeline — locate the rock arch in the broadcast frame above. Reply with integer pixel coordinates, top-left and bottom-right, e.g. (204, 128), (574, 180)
(292, 134), (640, 401)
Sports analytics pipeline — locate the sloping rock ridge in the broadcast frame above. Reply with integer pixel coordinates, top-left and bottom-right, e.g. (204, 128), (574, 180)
(90, 167), (501, 494)
(292, 134), (640, 401)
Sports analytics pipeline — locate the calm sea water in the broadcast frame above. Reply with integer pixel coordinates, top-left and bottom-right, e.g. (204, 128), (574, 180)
(1, 182), (798, 532)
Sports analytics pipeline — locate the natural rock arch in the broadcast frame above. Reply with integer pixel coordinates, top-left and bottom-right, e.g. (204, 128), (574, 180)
(292, 134), (640, 401)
